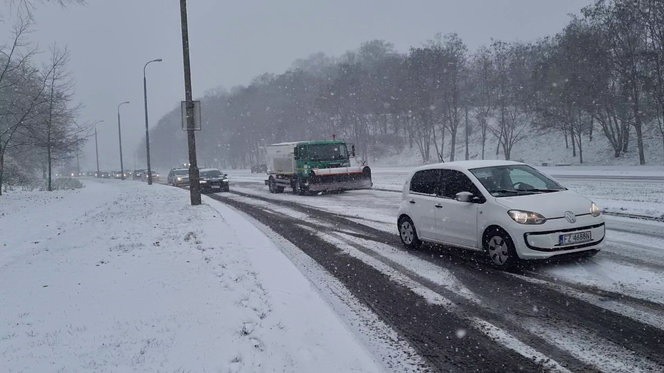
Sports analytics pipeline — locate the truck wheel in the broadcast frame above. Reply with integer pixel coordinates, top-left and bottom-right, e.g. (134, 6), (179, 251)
(295, 176), (306, 196)
(268, 178), (276, 193)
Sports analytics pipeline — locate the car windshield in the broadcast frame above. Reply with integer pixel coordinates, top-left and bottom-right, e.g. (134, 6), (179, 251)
(201, 170), (222, 178)
(308, 144), (348, 161)
(174, 170), (188, 176)
(470, 165), (565, 197)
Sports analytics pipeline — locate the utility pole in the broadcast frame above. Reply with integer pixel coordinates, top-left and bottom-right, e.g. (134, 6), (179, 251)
(117, 101), (130, 180)
(179, 0), (201, 205)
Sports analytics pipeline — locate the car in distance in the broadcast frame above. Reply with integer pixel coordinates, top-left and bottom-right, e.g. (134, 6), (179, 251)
(111, 170), (125, 179)
(199, 168), (229, 193)
(133, 169), (145, 180)
(142, 171), (159, 182)
(167, 168), (190, 186)
(397, 160), (604, 269)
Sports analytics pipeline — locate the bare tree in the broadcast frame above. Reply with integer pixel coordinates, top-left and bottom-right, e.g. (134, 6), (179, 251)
(469, 46), (495, 159)
(490, 41), (533, 160)
(0, 16), (48, 195)
(20, 45), (83, 191)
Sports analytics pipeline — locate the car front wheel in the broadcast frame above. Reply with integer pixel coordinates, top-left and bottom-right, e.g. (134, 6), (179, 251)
(398, 217), (421, 250)
(484, 228), (518, 269)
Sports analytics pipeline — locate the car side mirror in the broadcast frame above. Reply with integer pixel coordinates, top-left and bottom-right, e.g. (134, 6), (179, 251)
(455, 191), (474, 203)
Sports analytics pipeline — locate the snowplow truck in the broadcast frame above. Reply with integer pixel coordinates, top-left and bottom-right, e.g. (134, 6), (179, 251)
(264, 140), (372, 194)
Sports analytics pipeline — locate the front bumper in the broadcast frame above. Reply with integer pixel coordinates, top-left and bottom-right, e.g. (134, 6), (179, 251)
(510, 216), (605, 259)
(200, 180), (229, 192)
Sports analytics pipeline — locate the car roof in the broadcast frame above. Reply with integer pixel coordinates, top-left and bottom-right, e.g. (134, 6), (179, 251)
(200, 168), (221, 172)
(412, 160), (525, 173)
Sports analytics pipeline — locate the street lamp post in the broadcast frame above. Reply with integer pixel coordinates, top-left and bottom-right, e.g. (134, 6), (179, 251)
(94, 120), (104, 177)
(143, 58), (162, 186)
(117, 101), (130, 180)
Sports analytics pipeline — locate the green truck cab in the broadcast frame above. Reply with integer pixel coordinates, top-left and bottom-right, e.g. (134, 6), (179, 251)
(265, 140), (372, 194)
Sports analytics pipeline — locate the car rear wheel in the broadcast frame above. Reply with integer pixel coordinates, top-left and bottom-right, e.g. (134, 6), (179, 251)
(398, 217), (421, 250)
(484, 228), (518, 269)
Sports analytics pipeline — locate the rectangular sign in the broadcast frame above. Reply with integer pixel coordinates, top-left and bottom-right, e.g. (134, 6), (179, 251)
(181, 100), (202, 131)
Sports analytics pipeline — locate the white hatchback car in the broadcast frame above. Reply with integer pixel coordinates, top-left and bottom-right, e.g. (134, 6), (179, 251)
(397, 160), (604, 268)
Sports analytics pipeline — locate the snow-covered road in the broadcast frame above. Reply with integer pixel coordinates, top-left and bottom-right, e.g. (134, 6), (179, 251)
(0, 180), (423, 372)
(202, 169), (664, 372)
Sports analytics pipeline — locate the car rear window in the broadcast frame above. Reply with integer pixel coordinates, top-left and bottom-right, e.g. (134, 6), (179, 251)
(410, 169), (440, 195)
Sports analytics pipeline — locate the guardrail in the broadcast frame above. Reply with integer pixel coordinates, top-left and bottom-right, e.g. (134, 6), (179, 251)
(602, 211), (664, 222)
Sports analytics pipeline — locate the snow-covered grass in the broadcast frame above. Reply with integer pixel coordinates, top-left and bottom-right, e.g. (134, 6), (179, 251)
(0, 180), (384, 372)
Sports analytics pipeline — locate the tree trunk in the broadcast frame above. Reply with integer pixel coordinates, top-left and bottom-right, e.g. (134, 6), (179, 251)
(47, 79), (55, 191)
(563, 125), (569, 149)
(0, 150), (4, 196)
(589, 116), (593, 142)
(496, 132), (501, 156)
(503, 140), (511, 160)
(440, 123), (445, 162)
(481, 117), (487, 160)
(634, 122), (646, 165)
(464, 106), (470, 161)
(622, 123), (630, 153)
(432, 124), (441, 161)
(577, 129), (583, 164)
(571, 125), (577, 157)
(449, 126), (457, 162)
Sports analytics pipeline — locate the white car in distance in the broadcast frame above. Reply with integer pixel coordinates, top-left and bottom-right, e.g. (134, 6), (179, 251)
(397, 160), (604, 268)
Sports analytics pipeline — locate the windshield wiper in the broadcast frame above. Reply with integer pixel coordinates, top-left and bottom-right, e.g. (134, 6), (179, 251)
(519, 188), (563, 193)
(488, 189), (520, 194)
(488, 189), (541, 195)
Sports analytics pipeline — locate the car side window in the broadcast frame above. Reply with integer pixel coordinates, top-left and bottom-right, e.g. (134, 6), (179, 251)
(410, 170), (440, 195)
(441, 170), (482, 199)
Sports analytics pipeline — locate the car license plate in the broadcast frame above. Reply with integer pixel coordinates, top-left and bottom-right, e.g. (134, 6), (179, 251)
(212, 185), (221, 189)
(559, 231), (592, 245)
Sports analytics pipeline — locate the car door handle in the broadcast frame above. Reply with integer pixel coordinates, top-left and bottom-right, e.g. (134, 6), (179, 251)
(409, 199), (416, 204)
(435, 203), (443, 208)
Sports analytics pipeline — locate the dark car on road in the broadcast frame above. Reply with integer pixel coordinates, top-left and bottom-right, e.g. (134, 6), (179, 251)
(199, 168), (229, 193)
(167, 168), (190, 186)
(251, 164), (268, 173)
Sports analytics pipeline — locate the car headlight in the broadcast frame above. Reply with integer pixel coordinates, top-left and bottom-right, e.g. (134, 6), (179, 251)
(590, 202), (601, 217)
(508, 210), (547, 225)
(177, 177), (182, 181)
(200, 180), (207, 184)
(222, 178), (228, 182)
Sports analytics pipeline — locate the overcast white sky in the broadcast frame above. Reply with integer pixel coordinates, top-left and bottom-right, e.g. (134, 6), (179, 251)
(9, 0), (593, 170)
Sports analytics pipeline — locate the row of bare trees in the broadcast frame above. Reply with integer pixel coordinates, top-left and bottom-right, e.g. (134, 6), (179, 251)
(0, 13), (84, 195)
(145, 0), (664, 169)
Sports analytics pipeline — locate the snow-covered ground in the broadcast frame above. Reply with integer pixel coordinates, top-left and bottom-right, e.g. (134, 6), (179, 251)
(0, 180), (395, 373)
(219, 175), (664, 308)
(226, 166), (664, 219)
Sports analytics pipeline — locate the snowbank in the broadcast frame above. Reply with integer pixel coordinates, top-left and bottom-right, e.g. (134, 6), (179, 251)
(0, 180), (383, 372)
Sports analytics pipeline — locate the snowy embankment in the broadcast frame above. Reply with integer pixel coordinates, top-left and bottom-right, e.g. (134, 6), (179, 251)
(0, 180), (385, 372)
